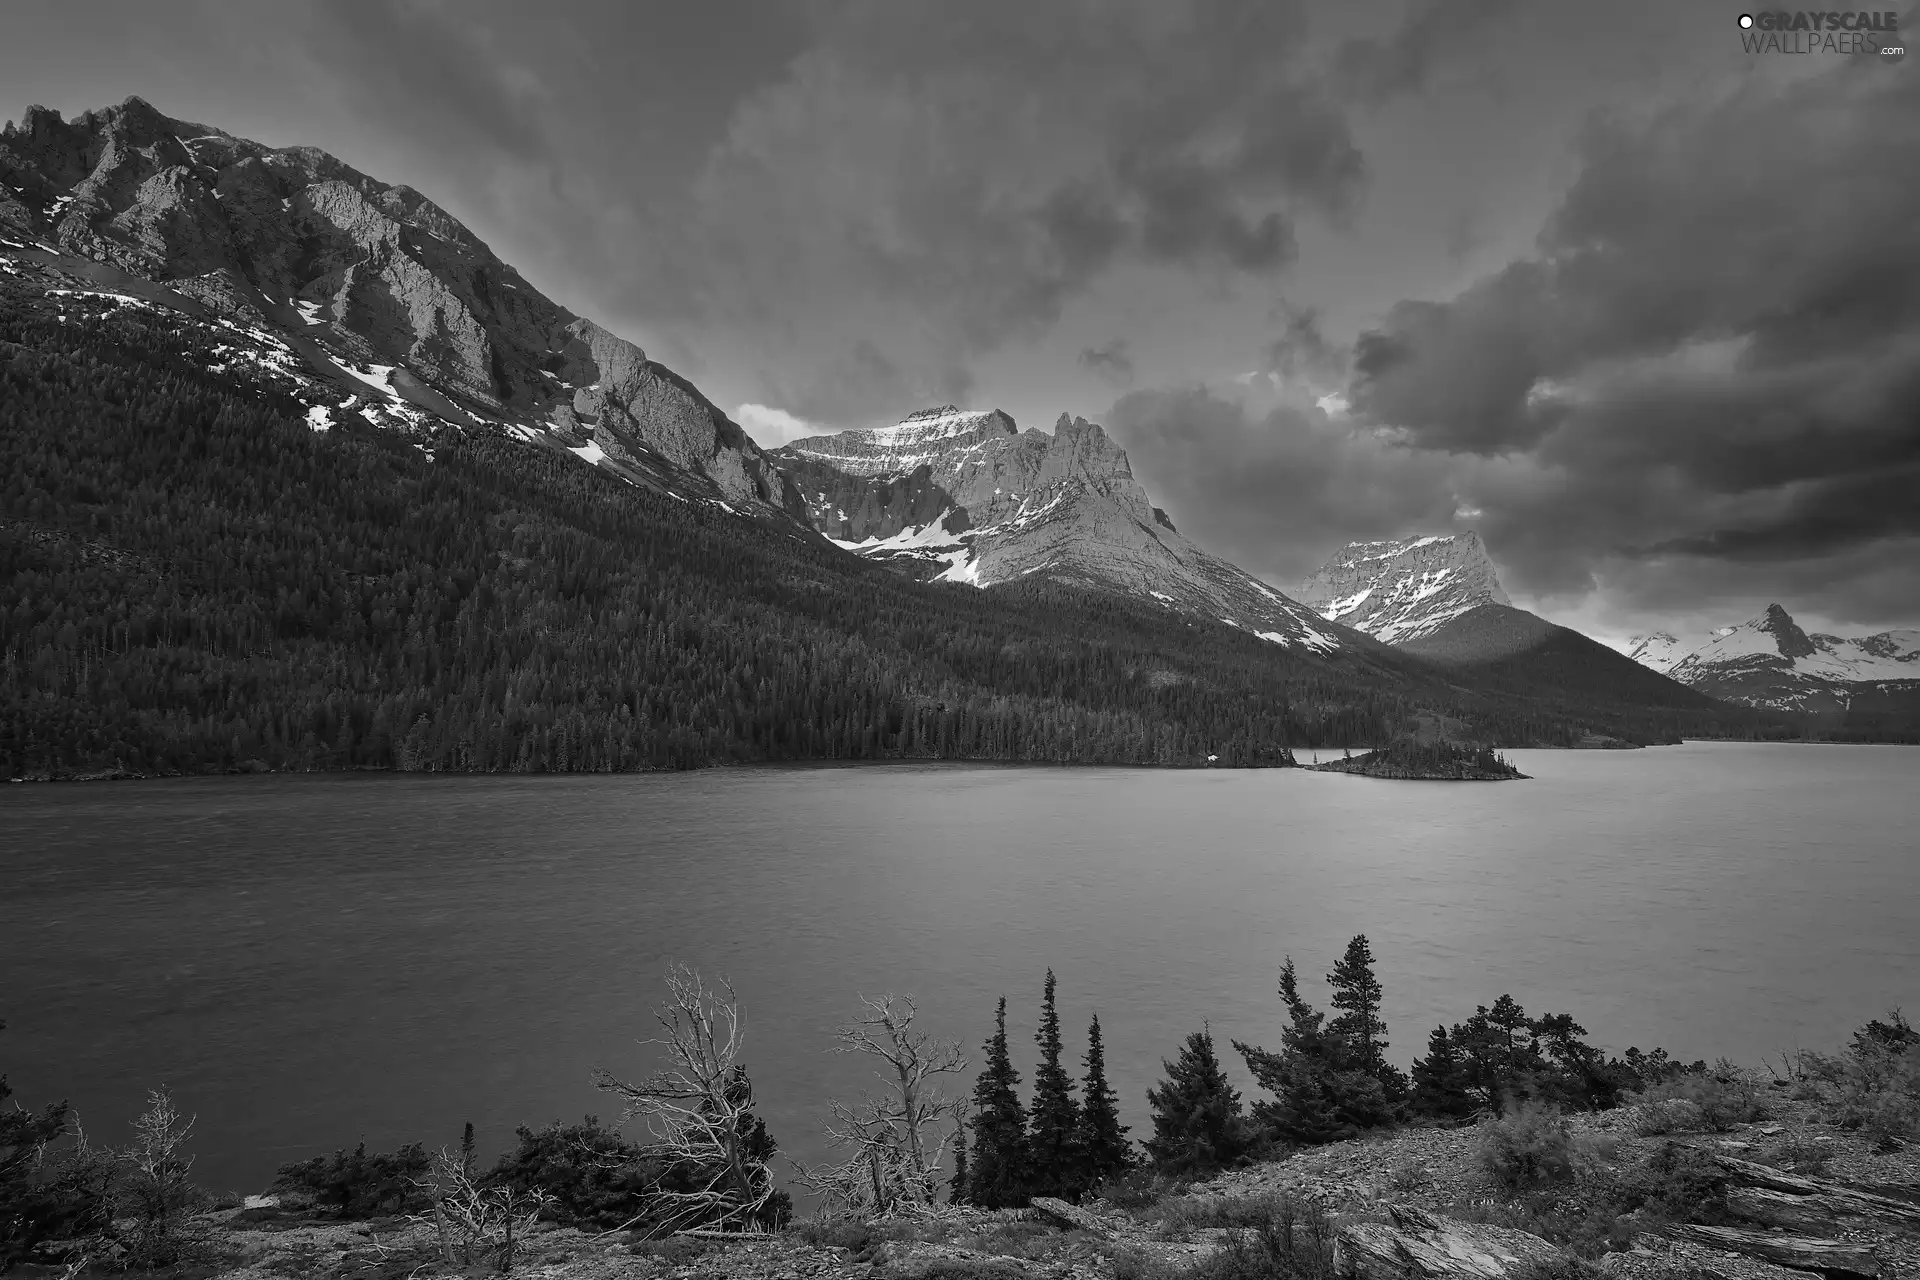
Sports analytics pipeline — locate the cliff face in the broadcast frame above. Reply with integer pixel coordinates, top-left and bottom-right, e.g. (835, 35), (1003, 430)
(773, 409), (1359, 653)
(0, 97), (804, 517)
(1298, 533), (1511, 645)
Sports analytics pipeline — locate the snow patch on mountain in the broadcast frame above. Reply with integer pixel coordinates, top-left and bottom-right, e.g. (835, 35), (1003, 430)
(1298, 533), (1510, 644)
(1629, 606), (1920, 689)
(775, 408), (1348, 651)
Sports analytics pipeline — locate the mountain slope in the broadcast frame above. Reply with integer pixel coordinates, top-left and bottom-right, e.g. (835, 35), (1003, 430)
(1626, 604), (1920, 720)
(1296, 533), (1510, 643)
(0, 96), (805, 518)
(774, 408), (1361, 655)
(1302, 537), (1725, 736)
(1399, 604), (1728, 735)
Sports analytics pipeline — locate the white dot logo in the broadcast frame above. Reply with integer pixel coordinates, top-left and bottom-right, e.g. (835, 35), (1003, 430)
(1738, 13), (1754, 27)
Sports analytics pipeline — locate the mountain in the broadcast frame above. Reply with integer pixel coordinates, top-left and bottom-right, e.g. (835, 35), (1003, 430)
(1299, 535), (1726, 739)
(1626, 605), (1920, 718)
(0, 96), (1798, 777)
(0, 96), (805, 518)
(773, 407), (1358, 654)
(1296, 532), (1510, 644)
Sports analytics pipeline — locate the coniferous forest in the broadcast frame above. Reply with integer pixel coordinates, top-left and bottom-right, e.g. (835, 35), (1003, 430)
(0, 285), (1788, 779)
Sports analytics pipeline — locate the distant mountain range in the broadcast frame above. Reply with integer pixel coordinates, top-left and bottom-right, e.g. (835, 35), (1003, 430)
(1626, 605), (1920, 715)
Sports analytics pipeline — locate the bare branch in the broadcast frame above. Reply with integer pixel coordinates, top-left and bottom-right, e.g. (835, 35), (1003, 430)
(590, 962), (779, 1237)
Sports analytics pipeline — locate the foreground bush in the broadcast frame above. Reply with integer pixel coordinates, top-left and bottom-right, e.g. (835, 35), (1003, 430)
(1479, 1106), (1573, 1190)
(484, 1117), (656, 1229)
(1786, 1010), (1920, 1150)
(1626, 1098), (1705, 1136)
(272, 1141), (433, 1218)
(1637, 1060), (1769, 1132)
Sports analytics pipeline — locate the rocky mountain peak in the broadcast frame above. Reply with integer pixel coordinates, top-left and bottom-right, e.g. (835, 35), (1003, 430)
(1298, 532), (1511, 644)
(1757, 603), (1817, 658)
(1, 95), (808, 519)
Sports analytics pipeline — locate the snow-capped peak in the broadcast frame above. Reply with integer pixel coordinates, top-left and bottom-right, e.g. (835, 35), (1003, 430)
(1297, 532), (1509, 644)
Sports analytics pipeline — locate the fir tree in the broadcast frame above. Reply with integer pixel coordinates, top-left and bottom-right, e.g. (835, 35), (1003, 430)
(965, 997), (1031, 1208)
(1326, 935), (1387, 1072)
(1145, 1026), (1248, 1174)
(1326, 934), (1409, 1105)
(1408, 1024), (1476, 1120)
(1077, 1013), (1132, 1187)
(1236, 955), (1391, 1145)
(1028, 969), (1082, 1199)
(947, 1121), (969, 1205)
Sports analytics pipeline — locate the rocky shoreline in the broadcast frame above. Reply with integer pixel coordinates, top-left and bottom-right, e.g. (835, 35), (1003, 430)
(81, 1095), (1911, 1280)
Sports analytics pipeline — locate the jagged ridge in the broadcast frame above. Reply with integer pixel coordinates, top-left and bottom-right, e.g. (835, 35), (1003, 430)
(773, 409), (1360, 654)
(0, 96), (805, 518)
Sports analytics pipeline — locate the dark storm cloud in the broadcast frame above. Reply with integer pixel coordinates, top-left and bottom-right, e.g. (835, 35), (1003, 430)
(1341, 60), (1920, 608)
(684, 0), (1368, 422)
(1335, 0), (1521, 104)
(1079, 340), (1135, 386)
(1106, 386), (1458, 585)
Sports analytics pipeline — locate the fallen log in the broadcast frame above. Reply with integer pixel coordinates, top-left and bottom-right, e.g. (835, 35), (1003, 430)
(1664, 1224), (1879, 1278)
(1334, 1206), (1561, 1280)
(1027, 1196), (1114, 1237)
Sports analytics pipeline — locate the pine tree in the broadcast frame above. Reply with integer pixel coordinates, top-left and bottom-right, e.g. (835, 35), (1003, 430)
(965, 997), (1031, 1208)
(1145, 1027), (1248, 1174)
(1236, 955), (1392, 1146)
(947, 1121), (969, 1205)
(1077, 1013), (1131, 1188)
(1028, 969), (1082, 1199)
(1326, 935), (1387, 1073)
(1408, 1025), (1476, 1120)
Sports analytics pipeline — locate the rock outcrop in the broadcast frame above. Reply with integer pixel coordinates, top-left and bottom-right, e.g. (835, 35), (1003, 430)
(773, 408), (1361, 653)
(1298, 533), (1510, 645)
(1334, 1206), (1561, 1280)
(0, 96), (804, 517)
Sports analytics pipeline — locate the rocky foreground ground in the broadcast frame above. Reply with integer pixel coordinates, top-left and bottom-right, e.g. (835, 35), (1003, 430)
(142, 1091), (1918, 1280)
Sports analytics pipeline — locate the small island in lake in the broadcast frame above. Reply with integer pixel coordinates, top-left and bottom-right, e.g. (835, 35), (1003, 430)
(1310, 738), (1529, 780)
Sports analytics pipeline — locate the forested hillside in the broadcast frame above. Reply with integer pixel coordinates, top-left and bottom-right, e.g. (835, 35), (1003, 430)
(0, 284), (1784, 778)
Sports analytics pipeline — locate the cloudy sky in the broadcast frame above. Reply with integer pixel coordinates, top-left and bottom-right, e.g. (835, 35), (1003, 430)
(6, 0), (1917, 643)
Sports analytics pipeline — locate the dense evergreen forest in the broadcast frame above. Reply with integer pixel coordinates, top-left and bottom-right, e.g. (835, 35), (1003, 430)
(0, 283), (1785, 778)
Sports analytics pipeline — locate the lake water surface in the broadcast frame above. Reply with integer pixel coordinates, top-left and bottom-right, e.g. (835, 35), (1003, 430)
(2, 743), (1914, 1195)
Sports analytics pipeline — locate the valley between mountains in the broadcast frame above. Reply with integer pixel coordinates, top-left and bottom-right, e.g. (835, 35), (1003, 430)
(0, 97), (1901, 779)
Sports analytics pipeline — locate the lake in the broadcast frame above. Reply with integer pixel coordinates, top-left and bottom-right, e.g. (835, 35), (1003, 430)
(2, 742), (1914, 1197)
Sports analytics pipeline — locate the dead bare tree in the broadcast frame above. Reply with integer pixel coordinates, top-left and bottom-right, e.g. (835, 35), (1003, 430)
(590, 963), (781, 1236)
(794, 994), (968, 1216)
(407, 1147), (551, 1273)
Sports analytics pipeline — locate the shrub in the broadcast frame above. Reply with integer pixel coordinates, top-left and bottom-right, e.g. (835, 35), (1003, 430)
(1388, 1161), (1431, 1193)
(483, 1117), (654, 1228)
(1761, 1140), (1832, 1177)
(272, 1141), (433, 1219)
(1507, 1256), (1607, 1280)
(1159, 1192), (1300, 1235)
(1626, 1099), (1705, 1136)
(1638, 1062), (1768, 1132)
(1783, 1013), (1920, 1144)
(1093, 1168), (1191, 1213)
(795, 1217), (879, 1253)
(1187, 1200), (1341, 1280)
(1479, 1106), (1574, 1190)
